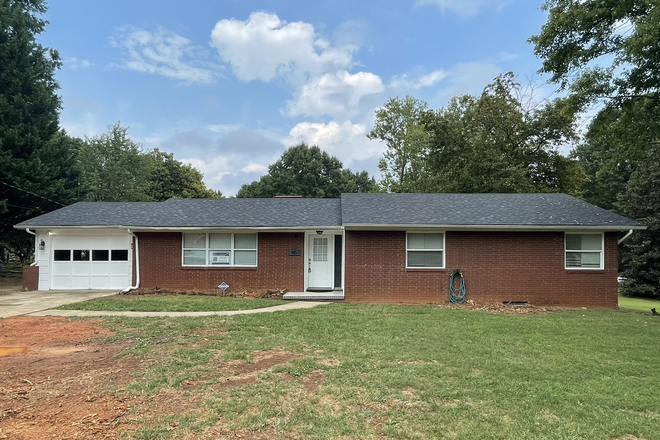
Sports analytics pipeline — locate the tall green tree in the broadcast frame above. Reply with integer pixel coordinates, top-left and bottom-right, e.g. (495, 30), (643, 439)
(368, 96), (431, 192)
(237, 143), (377, 198)
(78, 123), (151, 202)
(146, 148), (221, 201)
(423, 74), (584, 194)
(530, 0), (660, 103)
(620, 145), (660, 299)
(0, 0), (75, 236)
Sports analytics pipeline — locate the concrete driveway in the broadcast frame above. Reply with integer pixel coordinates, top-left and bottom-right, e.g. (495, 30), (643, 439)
(0, 288), (117, 318)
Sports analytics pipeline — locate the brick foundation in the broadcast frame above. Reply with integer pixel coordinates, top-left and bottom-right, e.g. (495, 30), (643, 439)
(137, 232), (305, 292)
(344, 231), (618, 308)
(22, 266), (39, 291)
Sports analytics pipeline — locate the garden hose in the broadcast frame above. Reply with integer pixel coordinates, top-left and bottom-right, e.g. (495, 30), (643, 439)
(449, 269), (466, 304)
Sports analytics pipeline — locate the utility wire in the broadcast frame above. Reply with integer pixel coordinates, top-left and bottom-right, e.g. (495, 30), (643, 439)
(0, 179), (66, 207)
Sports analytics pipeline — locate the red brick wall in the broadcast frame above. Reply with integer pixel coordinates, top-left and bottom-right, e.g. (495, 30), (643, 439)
(344, 231), (619, 308)
(137, 232), (304, 292)
(22, 266), (39, 291)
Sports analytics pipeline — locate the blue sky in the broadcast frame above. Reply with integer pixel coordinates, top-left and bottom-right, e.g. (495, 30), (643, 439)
(40, 0), (552, 196)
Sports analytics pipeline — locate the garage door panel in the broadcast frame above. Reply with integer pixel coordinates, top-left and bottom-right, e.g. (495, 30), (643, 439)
(70, 277), (91, 289)
(70, 262), (92, 275)
(91, 264), (112, 275)
(110, 263), (130, 275)
(52, 262), (72, 276)
(90, 276), (111, 289)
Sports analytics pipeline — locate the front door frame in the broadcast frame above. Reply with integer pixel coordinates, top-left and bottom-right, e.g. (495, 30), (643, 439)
(304, 230), (343, 292)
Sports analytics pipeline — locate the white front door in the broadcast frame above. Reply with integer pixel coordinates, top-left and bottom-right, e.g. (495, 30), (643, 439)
(308, 235), (333, 290)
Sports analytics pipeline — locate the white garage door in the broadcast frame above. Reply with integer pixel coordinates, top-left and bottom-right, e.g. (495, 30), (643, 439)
(51, 235), (131, 290)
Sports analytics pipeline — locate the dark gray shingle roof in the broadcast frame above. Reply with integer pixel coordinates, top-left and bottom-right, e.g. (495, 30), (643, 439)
(16, 198), (342, 228)
(15, 193), (642, 230)
(340, 193), (642, 228)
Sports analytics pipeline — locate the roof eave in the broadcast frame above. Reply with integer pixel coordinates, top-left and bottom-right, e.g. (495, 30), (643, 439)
(342, 223), (646, 231)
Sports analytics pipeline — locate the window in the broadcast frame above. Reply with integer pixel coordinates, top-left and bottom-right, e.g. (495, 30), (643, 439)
(54, 250), (71, 261)
(92, 250), (109, 261)
(565, 233), (603, 270)
(111, 250), (129, 261)
(182, 232), (257, 267)
(73, 250), (90, 261)
(54, 249), (128, 262)
(407, 232), (444, 268)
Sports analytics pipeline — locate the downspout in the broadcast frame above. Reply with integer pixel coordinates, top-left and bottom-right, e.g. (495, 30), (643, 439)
(25, 228), (38, 266)
(618, 229), (634, 245)
(121, 228), (140, 294)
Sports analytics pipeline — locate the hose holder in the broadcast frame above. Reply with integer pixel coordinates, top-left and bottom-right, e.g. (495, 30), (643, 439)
(449, 269), (466, 304)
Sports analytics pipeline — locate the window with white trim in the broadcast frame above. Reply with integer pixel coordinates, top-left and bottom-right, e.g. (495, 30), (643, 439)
(182, 232), (257, 267)
(406, 232), (445, 268)
(565, 233), (603, 269)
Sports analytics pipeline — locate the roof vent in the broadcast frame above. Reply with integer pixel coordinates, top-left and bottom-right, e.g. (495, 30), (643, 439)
(274, 195), (303, 198)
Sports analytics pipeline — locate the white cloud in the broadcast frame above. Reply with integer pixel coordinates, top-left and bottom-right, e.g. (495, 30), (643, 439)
(64, 57), (93, 70)
(180, 155), (232, 188)
(112, 25), (218, 84)
(285, 70), (384, 118)
(389, 70), (447, 91)
(241, 163), (269, 174)
(284, 120), (384, 167)
(207, 124), (243, 133)
(415, 0), (512, 17)
(210, 11), (356, 84)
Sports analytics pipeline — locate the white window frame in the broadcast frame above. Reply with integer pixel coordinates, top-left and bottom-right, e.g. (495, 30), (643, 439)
(564, 232), (604, 270)
(406, 231), (445, 269)
(182, 232), (258, 267)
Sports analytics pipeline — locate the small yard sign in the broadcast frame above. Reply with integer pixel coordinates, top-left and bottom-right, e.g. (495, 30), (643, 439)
(218, 282), (229, 291)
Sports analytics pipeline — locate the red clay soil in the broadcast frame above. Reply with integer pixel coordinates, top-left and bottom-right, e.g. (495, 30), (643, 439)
(0, 317), (143, 440)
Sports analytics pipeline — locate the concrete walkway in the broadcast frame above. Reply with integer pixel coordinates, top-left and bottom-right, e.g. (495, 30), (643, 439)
(0, 289), (117, 318)
(28, 301), (330, 317)
(0, 288), (330, 318)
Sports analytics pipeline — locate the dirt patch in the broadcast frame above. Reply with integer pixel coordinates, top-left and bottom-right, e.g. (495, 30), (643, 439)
(301, 370), (326, 392)
(439, 299), (561, 314)
(0, 317), (143, 440)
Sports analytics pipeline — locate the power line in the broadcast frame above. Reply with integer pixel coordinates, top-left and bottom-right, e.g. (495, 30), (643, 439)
(0, 179), (66, 207)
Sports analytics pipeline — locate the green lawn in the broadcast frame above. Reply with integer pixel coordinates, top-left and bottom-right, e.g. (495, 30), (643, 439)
(619, 295), (660, 313)
(56, 294), (288, 312)
(96, 303), (660, 439)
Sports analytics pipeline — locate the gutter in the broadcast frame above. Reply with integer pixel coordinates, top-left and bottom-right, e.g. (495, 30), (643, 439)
(618, 229), (634, 245)
(24, 228), (38, 266)
(121, 228), (140, 294)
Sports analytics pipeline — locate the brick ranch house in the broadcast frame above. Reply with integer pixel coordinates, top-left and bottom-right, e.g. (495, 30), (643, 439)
(15, 193), (643, 308)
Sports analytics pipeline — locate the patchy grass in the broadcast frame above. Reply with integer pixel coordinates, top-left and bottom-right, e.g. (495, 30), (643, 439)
(97, 303), (660, 439)
(56, 294), (288, 312)
(619, 295), (660, 314)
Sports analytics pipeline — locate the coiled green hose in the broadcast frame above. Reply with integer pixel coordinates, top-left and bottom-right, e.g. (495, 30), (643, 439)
(449, 269), (466, 304)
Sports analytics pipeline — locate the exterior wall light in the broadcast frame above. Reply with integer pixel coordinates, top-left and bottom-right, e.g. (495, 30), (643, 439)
(39, 240), (45, 251)
(316, 230), (323, 235)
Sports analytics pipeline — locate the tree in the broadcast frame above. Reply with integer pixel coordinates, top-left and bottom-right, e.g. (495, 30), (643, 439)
(146, 149), (221, 201)
(236, 143), (377, 198)
(571, 99), (657, 211)
(620, 145), (660, 299)
(78, 123), (151, 202)
(0, 0), (74, 236)
(367, 96), (431, 192)
(530, 0), (660, 103)
(423, 74), (585, 194)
